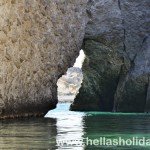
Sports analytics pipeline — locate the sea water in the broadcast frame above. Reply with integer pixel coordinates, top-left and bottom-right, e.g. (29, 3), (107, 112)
(0, 103), (150, 150)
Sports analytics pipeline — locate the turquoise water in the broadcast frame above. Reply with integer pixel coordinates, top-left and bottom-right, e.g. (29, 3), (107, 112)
(0, 103), (150, 149)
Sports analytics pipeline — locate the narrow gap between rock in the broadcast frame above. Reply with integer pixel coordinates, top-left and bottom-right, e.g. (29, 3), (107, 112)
(56, 49), (85, 108)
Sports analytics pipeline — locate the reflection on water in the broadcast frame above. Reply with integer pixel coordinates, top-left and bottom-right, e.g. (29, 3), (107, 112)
(45, 103), (85, 150)
(0, 103), (150, 150)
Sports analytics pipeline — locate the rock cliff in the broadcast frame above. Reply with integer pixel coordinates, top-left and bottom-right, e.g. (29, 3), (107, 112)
(0, 0), (150, 118)
(0, 0), (88, 118)
(71, 0), (150, 112)
(57, 67), (83, 102)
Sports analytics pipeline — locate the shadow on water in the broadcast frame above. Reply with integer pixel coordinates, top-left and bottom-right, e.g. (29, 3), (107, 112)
(0, 103), (150, 150)
(0, 118), (58, 149)
(83, 114), (150, 150)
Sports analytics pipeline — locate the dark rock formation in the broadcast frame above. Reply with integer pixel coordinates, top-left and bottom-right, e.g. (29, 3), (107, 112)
(71, 0), (150, 112)
(0, 0), (88, 119)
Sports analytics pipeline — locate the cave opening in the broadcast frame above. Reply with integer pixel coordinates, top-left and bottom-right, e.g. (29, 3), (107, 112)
(56, 49), (85, 107)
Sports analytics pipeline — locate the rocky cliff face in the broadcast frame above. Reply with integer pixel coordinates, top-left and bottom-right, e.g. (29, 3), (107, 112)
(0, 0), (88, 118)
(71, 0), (150, 112)
(57, 67), (83, 102)
(0, 0), (149, 118)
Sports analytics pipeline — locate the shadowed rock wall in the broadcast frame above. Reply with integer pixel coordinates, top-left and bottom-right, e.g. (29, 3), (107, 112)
(71, 0), (150, 112)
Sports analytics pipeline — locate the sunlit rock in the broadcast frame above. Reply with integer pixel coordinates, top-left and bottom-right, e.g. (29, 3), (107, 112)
(0, 0), (88, 119)
(57, 67), (83, 102)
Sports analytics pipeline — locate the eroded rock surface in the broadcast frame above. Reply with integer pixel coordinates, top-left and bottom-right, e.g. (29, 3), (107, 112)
(0, 0), (88, 118)
(71, 0), (150, 112)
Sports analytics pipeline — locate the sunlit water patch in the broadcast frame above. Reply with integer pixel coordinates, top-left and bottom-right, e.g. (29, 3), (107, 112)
(45, 103), (85, 150)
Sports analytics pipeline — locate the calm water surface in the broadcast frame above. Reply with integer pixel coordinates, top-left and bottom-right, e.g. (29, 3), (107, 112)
(0, 103), (150, 150)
